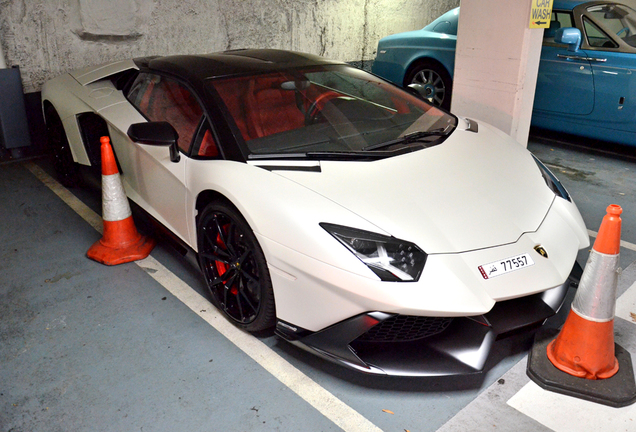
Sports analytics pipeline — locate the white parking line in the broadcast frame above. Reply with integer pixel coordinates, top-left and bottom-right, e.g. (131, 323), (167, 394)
(507, 381), (636, 432)
(25, 162), (382, 432)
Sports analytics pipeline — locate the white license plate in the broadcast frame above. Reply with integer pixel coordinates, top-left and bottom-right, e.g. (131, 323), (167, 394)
(478, 253), (535, 280)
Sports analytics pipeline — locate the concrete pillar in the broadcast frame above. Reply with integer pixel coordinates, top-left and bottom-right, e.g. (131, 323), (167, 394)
(451, 0), (544, 146)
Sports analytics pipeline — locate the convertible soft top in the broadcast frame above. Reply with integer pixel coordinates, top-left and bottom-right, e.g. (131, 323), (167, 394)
(134, 49), (344, 82)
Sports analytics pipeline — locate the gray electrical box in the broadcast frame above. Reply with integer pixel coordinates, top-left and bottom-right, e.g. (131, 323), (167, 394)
(0, 67), (32, 151)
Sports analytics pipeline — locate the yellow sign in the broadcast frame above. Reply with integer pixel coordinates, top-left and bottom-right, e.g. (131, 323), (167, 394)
(530, 0), (553, 28)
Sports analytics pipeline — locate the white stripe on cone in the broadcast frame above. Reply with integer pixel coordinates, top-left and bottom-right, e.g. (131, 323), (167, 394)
(572, 250), (620, 323)
(102, 173), (132, 222)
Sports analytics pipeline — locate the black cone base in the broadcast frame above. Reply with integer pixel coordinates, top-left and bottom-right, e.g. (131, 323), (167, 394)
(527, 328), (636, 408)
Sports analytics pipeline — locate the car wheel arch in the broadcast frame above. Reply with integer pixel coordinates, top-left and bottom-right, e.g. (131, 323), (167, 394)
(195, 190), (236, 222)
(42, 100), (55, 121)
(43, 103), (82, 187)
(405, 56), (451, 77)
(42, 101), (68, 135)
(194, 190), (251, 244)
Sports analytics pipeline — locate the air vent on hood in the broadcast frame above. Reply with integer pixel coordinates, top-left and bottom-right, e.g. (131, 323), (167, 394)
(250, 160), (321, 173)
(259, 165), (321, 173)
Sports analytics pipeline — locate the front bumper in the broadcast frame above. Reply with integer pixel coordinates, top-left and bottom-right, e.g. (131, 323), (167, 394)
(275, 262), (581, 376)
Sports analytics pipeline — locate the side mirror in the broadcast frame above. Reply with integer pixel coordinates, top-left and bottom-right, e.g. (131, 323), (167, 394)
(127, 121), (180, 163)
(555, 27), (582, 52)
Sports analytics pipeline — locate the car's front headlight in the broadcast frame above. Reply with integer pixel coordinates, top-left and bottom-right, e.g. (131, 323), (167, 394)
(320, 223), (427, 282)
(532, 155), (571, 202)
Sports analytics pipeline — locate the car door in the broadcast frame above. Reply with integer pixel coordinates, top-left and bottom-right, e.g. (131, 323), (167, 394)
(581, 7), (636, 127)
(123, 72), (206, 243)
(534, 10), (595, 115)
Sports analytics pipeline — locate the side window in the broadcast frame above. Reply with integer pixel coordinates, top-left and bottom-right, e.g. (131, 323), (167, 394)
(555, 11), (574, 28)
(587, 4), (636, 42)
(583, 17), (618, 48)
(128, 73), (204, 153)
(194, 121), (220, 158)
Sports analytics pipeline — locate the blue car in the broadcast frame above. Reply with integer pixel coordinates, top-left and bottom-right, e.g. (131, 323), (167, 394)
(372, 1), (636, 147)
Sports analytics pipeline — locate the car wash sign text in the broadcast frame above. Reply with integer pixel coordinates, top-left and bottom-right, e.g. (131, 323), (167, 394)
(530, 0), (553, 28)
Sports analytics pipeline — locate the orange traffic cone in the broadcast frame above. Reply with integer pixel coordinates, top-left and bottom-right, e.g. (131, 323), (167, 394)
(546, 204), (622, 379)
(527, 204), (636, 408)
(87, 136), (155, 265)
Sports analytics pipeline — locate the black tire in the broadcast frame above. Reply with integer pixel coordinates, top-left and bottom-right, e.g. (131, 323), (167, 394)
(197, 201), (276, 332)
(45, 106), (81, 187)
(404, 60), (453, 110)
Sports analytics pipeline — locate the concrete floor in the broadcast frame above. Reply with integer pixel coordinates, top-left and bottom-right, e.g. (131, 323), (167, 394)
(1, 133), (636, 432)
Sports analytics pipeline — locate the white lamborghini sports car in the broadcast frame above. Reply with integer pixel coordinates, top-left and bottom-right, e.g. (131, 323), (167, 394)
(42, 49), (589, 376)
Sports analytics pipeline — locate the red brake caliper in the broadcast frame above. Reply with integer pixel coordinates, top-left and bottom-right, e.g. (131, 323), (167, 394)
(214, 227), (238, 295)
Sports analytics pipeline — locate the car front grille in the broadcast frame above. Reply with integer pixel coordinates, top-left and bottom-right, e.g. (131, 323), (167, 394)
(356, 315), (453, 343)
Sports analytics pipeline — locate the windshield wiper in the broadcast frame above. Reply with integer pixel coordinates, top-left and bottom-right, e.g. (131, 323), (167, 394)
(249, 150), (396, 162)
(363, 125), (454, 151)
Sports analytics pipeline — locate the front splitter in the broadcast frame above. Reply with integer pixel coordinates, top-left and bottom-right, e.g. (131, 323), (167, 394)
(276, 265), (578, 376)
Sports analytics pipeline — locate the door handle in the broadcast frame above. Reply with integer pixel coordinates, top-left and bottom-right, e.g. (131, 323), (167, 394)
(557, 54), (607, 62)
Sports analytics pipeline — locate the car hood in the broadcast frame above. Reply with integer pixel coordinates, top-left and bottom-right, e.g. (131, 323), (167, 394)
(269, 121), (554, 254)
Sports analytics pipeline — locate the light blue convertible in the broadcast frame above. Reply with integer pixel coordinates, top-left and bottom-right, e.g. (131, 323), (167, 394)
(372, 1), (636, 147)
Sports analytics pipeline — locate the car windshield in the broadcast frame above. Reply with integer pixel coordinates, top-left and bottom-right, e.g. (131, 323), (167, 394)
(208, 65), (457, 158)
(587, 4), (636, 47)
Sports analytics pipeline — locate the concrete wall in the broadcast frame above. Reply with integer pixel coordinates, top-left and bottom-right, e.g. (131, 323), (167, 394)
(0, 0), (458, 93)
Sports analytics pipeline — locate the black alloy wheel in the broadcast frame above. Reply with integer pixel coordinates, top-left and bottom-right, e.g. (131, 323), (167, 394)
(405, 60), (453, 110)
(197, 202), (276, 332)
(45, 106), (81, 187)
